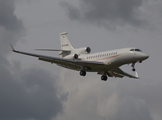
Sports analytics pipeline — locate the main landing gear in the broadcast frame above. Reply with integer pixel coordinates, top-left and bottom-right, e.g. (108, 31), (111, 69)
(79, 70), (108, 81)
(80, 70), (86, 76)
(101, 75), (108, 81)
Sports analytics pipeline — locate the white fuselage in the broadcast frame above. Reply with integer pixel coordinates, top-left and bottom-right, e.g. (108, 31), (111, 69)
(77, 48), (148, 72)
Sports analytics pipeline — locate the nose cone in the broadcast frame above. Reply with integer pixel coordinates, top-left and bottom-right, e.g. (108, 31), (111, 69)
(142, 53), (149, 60)
(145, 54), (149, 59)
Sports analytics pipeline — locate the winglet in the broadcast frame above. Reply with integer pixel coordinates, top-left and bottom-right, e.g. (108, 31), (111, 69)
(135, 71), (139, 79)
(9, 44), (15, 52)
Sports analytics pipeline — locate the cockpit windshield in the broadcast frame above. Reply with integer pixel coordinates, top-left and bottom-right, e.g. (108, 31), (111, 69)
(130, 49), (142, 52)
(135, 49), (142, 52)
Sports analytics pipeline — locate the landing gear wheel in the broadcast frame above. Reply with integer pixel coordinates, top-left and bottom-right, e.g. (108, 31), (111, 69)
(132, 68), (136, 71)
(101, 75), (107, 81)
(80, 70), (86, 76)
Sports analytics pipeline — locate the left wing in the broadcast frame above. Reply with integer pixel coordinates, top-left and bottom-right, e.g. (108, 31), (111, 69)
(98, 68), (139, 79)
(109, 68), (139, 79)
(10, 44), (105, 70)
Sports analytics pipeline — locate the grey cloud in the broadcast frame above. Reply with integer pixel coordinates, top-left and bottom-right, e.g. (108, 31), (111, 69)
(0, 0), (23, 31)
(0, 27), (25, 56)
(0, 0), (24, 56)
(0, 0), (25, 55)
(60, 1), (81, 20)
(0, 1), (66, 120)
(94, 93), (152, 120)
(117, 80), (162, 118)
(106, 94), (152, 120)
(0, 62), (67, 120)
(56, 74), (153, 120)
(60, 0), (145, 28)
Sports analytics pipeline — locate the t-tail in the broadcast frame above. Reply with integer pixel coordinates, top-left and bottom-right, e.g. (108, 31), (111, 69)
(60, 32), (91, 59)
(35, 32), (91, 59)
(60, 32), (74, 58)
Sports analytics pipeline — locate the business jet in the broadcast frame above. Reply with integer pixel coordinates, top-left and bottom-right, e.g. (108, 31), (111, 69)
(10, 32), (149, 81)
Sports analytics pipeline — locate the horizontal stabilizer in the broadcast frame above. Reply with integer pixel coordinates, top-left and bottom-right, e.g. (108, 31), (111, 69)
(35, 49), (71, 52)
(60, 32), (68, 35)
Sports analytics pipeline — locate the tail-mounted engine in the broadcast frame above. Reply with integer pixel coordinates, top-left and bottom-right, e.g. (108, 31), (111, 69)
(63, 47), (91, 60)
(73, 54), (78, 59)
(64, 53), (78, 60)
(74, 47), (91, 54)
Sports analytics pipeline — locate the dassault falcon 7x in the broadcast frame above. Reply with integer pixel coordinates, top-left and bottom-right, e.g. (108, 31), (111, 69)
(10, 32), (149, 81)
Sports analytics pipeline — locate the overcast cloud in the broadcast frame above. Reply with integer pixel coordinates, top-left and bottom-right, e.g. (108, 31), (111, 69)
(0, 0), (66, 120)
(0, 66), (65, 120)
(0, 0), (25, 56)
(1, 0), (162, 120)
(60, 0), (146, 28)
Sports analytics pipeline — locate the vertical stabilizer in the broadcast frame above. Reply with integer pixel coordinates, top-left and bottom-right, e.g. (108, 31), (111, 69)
(60, 32), (73, 50)
(60, 32), (73, 58)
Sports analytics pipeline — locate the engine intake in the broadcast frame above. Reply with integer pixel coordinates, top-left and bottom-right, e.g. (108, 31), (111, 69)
(73, 54), (78, 60)
(85, 47), (91, 53)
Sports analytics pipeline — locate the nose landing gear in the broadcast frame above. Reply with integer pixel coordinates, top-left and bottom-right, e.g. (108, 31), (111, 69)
(132, 62), (136, 71)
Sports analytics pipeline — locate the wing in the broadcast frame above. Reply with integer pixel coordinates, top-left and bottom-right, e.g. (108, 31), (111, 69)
(110, 68), (139, 79)
(10, 44), (105, 71)
(98, 68), (139, 79)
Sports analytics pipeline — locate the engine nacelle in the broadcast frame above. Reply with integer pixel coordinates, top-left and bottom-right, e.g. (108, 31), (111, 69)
(74, 47), (91, 54)
(64, 54), (78, 60)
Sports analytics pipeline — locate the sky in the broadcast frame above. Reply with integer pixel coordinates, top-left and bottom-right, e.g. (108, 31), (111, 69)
(0, 0), (162, 120)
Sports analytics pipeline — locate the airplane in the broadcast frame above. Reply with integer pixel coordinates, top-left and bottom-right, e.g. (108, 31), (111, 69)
(10, 32), (149, 81)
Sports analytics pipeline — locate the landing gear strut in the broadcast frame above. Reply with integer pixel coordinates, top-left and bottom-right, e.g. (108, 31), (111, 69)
(80, 70), (86, 76)
(132, 62), (136, 71)
(101, 75), (108, 81)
